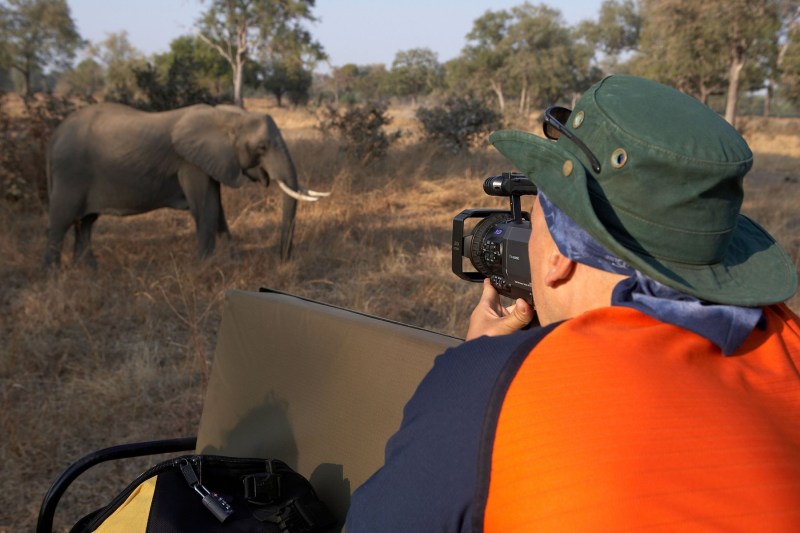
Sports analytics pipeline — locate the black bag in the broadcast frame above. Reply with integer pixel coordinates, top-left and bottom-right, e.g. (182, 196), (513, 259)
(71, 455), (337, 533)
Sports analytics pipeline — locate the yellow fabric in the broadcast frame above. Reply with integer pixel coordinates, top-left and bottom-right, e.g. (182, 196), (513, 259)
(95, 476), (157, 532)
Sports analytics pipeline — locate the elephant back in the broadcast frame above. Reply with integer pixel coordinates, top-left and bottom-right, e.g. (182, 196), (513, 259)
(48, 104), (204, 189)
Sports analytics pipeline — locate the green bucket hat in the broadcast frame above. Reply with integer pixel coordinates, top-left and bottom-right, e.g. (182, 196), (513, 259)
(490, 75), (797, 306)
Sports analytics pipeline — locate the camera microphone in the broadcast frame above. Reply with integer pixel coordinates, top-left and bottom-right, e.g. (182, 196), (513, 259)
(483, 174), (537, 197)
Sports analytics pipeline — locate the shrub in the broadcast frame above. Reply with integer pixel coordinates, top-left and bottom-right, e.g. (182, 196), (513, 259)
(104, 61), (229, 112)
(317, 101), (402, 163)
(0, 93), (87, 207)
(416, 97), (502, 153)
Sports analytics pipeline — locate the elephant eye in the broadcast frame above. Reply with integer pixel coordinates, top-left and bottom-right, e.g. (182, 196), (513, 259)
(256, 143), (267, 153)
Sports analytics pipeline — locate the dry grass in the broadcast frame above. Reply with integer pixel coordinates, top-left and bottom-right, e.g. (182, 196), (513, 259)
(1, 102), (799, 532)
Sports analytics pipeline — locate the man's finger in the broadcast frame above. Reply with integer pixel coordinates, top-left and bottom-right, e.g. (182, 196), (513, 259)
(509, 299), (533, 326)
(478, 278), (503, 313)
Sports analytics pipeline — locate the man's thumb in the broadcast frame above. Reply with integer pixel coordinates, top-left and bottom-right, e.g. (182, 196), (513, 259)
(507, 299), (532, 329)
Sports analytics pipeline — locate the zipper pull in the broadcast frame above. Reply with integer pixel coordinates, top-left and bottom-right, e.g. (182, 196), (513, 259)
(179, 458), (234, 523)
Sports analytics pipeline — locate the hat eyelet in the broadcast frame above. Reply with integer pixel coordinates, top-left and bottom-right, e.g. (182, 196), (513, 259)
(611, 148), (628, 169)
(572, 111), (585, 129)
(562, 159), (574, 177)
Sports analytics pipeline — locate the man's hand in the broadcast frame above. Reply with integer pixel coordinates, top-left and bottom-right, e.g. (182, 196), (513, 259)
(465, 279), (534, 341)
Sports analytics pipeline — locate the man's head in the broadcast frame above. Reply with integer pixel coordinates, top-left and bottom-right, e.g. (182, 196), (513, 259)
(491, 75), (797, 306)
(527, 194), (629, 324)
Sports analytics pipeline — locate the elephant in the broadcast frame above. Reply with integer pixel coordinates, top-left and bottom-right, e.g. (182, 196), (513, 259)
(43, 102), (328, 268)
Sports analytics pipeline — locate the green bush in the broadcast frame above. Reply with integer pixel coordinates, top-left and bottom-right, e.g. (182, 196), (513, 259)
(105, 61), (230, 111)
(317, 101), (402, 163)
(416, 97), (502, 153)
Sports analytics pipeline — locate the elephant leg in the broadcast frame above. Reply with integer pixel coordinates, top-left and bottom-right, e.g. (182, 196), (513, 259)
(43, 203), (78, 268)
(217, 200), (231, 239)
(178, 167), (222, 259)
(73, 213), (99, 269)
(44, 223), (68, 268)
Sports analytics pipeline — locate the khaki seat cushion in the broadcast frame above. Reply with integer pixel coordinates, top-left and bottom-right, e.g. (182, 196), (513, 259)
(196, 288), (462, 525)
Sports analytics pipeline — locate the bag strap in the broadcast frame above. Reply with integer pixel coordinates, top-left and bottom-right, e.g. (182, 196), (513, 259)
(252, 493), (336, 533)
(242, 471), (282, 503)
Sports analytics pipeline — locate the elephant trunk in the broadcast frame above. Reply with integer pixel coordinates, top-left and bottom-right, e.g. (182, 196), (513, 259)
(263, 116), (330, 260)
(265, 117), (300, 261)
(280, 193), (298, 261)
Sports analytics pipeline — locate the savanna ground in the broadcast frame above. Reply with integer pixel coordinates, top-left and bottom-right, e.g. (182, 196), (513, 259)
(1, 98), (799, 532)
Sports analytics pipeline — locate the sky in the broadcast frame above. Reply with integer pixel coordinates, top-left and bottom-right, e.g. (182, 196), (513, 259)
(67, 0), (604, 69)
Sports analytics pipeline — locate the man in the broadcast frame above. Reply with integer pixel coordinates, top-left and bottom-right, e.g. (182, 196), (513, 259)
(345, 75), (800, 531)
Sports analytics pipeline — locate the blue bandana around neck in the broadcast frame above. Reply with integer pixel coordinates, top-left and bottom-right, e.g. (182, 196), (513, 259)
(538, 192), (762, 355)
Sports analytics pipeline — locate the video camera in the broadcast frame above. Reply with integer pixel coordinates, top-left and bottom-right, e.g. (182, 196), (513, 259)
(452, 172), (537, 305)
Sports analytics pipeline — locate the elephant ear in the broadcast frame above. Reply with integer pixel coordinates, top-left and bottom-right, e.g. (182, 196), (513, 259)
(171, 105), (243, 186)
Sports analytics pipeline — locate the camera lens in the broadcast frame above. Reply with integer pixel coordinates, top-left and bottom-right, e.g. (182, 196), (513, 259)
(469, 213), (511, 278)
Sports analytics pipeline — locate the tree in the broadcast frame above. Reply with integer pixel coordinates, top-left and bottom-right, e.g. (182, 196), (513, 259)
(197, 0), (324, 107)
(504, 3), (594, 113)
(131, 58), (222, 111)
(355, 64), (390, 102)
(716, 0), (780, 124)
(154, 35), (231, 97)
(633, 1), (727, 104)
(778, 6), (800, 105)
(0, 0), (81, 95)
(56, 57), (103, 97)
(634, 0), (780, 125)
(460, 8), (513, 110)
(263, 58), (312, 106)
(577, 0), (641, 72)
(330, 63), (361, 103)
(89, 31), (147, 103)
(320, 63), (389, 104)
(389, 48), (443, 105)
(763, 0), (799, 115)
(454, 3), (594, 113)
(260, 20), (324, 106)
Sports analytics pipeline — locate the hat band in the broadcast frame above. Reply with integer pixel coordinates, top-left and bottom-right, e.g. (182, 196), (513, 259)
(591, 195), (734, 265)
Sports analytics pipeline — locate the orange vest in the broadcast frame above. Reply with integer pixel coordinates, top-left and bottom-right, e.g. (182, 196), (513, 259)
(484, 304), (800, 532)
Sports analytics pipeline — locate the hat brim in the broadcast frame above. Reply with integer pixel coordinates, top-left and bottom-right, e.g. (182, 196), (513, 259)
(490, 129), (798, 306)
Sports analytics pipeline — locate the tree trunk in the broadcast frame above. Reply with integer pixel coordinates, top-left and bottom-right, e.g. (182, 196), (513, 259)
(233, 64), (244, 107)
(699, 84), (711, 106)
(763, 79), (773, 118)
(12, 62), (31, 96)
(234, 25), (248, 108)
(725, 46), (745, 126)
(519, 78), (528, 115)
(490, 79), (505, 112)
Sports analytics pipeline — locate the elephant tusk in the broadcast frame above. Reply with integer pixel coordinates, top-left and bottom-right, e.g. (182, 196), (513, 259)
(276, 179), (324, 202)
(291, 182), (331, 198)
(304, 188), (331, 198)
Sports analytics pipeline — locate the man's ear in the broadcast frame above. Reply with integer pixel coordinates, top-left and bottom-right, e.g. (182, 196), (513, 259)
(544, 252), (576, 288)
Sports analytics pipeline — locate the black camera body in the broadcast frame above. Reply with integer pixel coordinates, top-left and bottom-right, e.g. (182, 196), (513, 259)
(452, 172), (537, 305)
